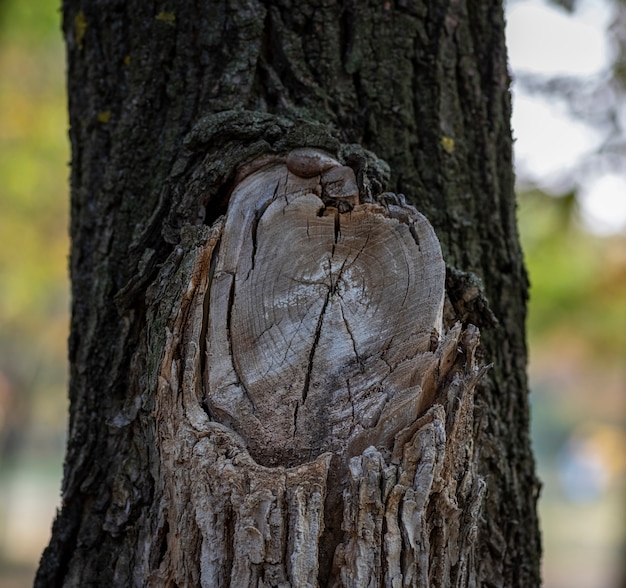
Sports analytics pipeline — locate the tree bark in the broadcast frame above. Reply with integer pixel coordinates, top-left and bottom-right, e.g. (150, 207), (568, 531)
(38, 1), (541, 586)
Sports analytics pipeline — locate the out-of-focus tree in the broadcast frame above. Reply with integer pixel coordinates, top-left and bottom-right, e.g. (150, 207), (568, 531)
(509, 2), (626, 586)
(0, 1), (68, 578)
(0, 0), (69, 456)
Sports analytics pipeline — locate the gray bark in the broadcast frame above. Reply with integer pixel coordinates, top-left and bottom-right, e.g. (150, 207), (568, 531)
(37, 1), (541, 586)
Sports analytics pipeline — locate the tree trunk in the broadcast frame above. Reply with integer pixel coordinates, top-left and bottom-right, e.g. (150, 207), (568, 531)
(38, 1), (541, 586)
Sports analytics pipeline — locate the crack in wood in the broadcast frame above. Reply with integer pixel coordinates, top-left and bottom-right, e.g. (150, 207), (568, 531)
(409, 223), (422, 251)
(301, 288), (330, 404)
(225, 269), (251, 409)
(247, 200), (265, 279)
(339, 302), (362, 369)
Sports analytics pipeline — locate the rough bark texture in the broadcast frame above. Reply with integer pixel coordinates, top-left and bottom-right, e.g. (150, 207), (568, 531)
(37, 1), (541, 586)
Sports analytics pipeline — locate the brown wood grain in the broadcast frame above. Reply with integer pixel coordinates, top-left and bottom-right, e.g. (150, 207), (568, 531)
(206, 151), (446, 466)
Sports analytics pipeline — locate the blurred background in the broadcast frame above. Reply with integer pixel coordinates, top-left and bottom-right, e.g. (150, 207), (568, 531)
(0, 0), (624, 586)
(509, 1), (626, 586)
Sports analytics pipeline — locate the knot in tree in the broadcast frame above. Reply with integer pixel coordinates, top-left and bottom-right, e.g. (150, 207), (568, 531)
(205, 148), (448, 467)
(145, 146), (488, 586)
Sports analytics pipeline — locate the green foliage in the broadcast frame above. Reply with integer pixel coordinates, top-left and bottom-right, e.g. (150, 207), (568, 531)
(0, 3), (68, 577)
(0, 0), (60, 44)
(0, 0), (68, 430)
(518, 189), (626, 360)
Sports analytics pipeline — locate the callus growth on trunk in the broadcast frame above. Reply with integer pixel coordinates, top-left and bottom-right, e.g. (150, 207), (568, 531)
(146, 146), (487, 586)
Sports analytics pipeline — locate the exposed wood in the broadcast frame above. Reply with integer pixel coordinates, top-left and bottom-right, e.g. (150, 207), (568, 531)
(206, 151), (446, 467)
(143, 149), (488, 586)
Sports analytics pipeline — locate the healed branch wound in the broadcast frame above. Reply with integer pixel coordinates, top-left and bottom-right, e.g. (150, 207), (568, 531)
(204, 148), (451, 467)
(151, 147), (488, 586)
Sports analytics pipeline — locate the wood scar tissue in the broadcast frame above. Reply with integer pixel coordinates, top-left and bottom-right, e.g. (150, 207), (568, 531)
(204, 148), (457, 467)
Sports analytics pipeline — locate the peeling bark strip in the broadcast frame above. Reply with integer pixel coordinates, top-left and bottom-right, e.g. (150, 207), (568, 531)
(149, 149), (488, 587)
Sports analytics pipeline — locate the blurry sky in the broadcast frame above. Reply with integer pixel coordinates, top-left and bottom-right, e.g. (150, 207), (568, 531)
(508, 0), (626, 235)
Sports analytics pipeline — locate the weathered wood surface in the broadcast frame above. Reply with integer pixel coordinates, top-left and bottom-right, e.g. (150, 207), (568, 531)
(147, 148), (487, 586)
(206, 149), (445, 466)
